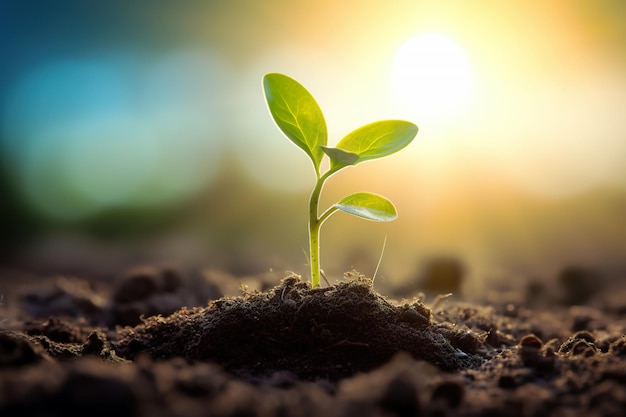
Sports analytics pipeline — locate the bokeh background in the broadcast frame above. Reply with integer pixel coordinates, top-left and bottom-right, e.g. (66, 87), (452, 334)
(2, 0), (625, 293)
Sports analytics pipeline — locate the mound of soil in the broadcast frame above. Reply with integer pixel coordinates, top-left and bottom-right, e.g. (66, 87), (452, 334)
(1, 266), (626, 416)
(113, 274), (483, 379)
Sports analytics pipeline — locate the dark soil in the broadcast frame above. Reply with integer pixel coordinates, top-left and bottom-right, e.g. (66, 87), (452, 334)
(1, 265), (626, 416)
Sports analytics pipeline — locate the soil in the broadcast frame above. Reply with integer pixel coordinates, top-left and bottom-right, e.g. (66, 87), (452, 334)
(1, 265), (626, 416)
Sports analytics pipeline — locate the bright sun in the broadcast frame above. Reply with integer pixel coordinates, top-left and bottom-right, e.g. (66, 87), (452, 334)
(391, 32), (473, 120)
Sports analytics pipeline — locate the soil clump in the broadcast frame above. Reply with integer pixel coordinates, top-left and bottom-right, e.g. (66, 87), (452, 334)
(114, 273), (484, 379)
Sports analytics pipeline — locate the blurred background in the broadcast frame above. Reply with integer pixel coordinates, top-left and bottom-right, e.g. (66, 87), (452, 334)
(1, 0), (625, 293)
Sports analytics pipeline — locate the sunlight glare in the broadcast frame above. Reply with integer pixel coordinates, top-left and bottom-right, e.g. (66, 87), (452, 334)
(391, 33), (473, 120)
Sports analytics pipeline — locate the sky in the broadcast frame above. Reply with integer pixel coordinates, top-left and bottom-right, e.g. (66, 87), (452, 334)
(1, 0), (625, 283)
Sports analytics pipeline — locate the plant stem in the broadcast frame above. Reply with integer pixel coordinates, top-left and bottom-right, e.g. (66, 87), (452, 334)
(309, 218), (321, 288)
(308, 171), (332, 288)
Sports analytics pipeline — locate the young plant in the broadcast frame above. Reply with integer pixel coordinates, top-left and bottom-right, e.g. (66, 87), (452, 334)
(263, 73), (418, 288)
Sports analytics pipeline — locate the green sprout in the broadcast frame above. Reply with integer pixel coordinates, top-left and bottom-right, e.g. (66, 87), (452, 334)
(263, 73), (418, 288)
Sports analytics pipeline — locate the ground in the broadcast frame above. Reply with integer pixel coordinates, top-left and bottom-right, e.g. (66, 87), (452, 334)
(1, 265), (626, 416)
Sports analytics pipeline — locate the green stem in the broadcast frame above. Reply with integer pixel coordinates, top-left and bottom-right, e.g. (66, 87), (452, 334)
(308, 171), (333, 288)
(309, 218), (321, 288)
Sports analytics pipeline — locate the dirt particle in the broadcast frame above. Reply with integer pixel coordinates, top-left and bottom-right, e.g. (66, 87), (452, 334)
(497, 369), (534, 389)
(571, 340), (597, 357)
(378, 375), (420, 416)
(113, 269), (160, 303)
(431, 380), (464, 408)
(498, 374), (518, 389)
(559, 333), (599, 356)
(609, 336), (626, 357)
(572, 331), (595, 343)
(82, 332), (105, 356)
(19, 277), (107, 323)
(558, 266), (602, 305)
(55, 362), (137, 417)
(399, 306), (430, 326)
(0, 330), (45, 367)
(519, 334), (543, 349)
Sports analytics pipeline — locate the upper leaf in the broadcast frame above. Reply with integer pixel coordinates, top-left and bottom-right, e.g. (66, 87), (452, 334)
(334, 192), (397, 222)
(263, 73), (327, 173)
(330, 120), (417, 171)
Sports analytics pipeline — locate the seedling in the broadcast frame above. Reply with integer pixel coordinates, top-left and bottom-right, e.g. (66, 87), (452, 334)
(263, 73), (418, 288)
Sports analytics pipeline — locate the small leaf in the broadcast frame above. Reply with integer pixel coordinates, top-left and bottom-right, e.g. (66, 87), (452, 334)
(321, 146), (359, 168)
(331, 120), (417, 170)
(263, 73), (327, 173)
(335, 192), (397, 222)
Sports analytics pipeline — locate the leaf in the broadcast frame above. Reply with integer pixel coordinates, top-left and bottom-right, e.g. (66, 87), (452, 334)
(334, 192), (397, 222)
(263, 73), (327, 173)
(321, 146), (359, 167)
(330, 120), (417, 171)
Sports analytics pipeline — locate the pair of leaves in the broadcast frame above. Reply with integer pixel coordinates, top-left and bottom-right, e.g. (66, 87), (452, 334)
(263, 73), (417, 222)
(263, 73), (418, 175)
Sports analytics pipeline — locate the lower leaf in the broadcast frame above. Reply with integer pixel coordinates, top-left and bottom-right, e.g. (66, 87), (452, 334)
(334, 192), (397, 222)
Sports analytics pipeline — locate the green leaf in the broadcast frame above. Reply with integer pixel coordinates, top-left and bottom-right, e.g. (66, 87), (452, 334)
(263, 73), (327, 173)
(334, 192), (397, 222)
(321, 146), (359, 167)
(330, 120), (417, 171)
